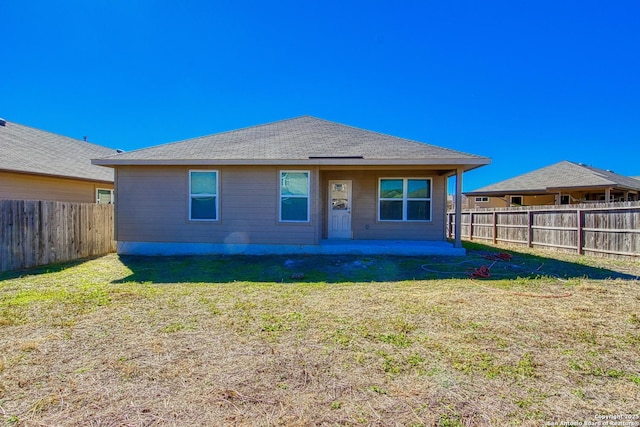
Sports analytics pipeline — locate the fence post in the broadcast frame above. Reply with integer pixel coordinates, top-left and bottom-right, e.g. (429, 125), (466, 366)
(527, 210), (534, 248)
(469, 212), (474, 241)
(450, 213), (456, 239)
(492, 211), (497, 244)
(577, 209), (584, 254)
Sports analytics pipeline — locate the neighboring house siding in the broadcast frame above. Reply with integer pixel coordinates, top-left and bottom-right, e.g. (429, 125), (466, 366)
(521, 194), (558, 206)
(468, 196), (507, 209)
(115, 166), (319, 245)
(467, 196), (507, 209)
(467, 193), (604, 209)
(0, 171), (114, 203)
(468, 194), (557, 209)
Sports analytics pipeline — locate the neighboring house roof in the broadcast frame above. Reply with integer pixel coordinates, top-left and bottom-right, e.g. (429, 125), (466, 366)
(0, 119), (115, 183)
(93, 116), (490, 170)
(465, 160), (640, 196)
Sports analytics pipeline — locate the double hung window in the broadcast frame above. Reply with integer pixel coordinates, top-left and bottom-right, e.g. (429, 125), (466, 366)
(379, 178), (431, 221)
(189, 170), (218, 221)
(280, 171), (310, 222)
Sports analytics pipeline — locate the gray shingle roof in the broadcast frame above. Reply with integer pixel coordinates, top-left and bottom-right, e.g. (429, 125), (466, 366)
(0, 119), (115, 182)
(466, 161), (640, 195)
(93, 116), (490, 169)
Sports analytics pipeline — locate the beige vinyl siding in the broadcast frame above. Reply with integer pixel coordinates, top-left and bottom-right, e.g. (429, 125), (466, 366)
(115, 165), (318, 245)
(116, 165), (449, 246)
(0, 171), (113, 203)
(321, 169), (446, 241)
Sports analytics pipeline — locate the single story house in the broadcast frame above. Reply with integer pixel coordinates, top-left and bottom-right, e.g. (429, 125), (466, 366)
(93, 116), (490, 256)
(465, 160), (640, 209)
(0, 118), (116, 203)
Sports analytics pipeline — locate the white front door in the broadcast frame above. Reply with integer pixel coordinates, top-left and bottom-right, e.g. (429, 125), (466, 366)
(328, 180), (352, 239)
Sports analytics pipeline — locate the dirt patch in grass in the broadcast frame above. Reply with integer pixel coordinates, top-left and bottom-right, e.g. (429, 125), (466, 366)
(0, 244), (639, 426)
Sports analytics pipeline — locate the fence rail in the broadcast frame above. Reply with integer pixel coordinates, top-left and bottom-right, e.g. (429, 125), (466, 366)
(0, 200), (116, 272)
(447, 202), (640, 259)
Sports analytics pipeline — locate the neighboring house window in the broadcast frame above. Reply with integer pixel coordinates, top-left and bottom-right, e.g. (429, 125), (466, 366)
(560, 195), (570, 205)
(280, 171), (310, 222)
(475, 197), (489, 203)
(510, 196), (523, 206)
(96, 189), (114, 204)
(379, 178), (431, 221)
(189, 170), (218, 221)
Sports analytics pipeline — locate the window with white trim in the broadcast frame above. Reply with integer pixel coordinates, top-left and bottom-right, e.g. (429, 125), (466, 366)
(96, 188), (114, 204)
(475, 196), (489, 203)
(280, 171), (310, 222)
(189, 170), (218, 221)
(379, 178), (431, 221)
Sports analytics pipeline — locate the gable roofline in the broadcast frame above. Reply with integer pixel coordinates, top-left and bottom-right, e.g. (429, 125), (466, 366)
(93, 116), (490, 171)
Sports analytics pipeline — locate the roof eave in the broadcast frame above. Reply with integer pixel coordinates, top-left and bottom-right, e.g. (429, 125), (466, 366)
(464, 189), (548, 196)
(1, 167), (114, 184)
(92, 157), (491, 168)
(466, 184), (640, 196)
(545, 184), (635, 191)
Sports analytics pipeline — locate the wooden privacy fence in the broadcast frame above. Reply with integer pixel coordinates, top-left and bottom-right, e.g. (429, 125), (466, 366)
(447, 202), (640, 259)
(0, 200), (116, 272)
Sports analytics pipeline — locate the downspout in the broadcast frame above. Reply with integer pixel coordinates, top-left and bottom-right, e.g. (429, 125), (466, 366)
(454, 167), (463, 249)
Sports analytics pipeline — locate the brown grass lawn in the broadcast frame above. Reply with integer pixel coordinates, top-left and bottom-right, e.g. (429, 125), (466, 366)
(0, 244), (639, 426)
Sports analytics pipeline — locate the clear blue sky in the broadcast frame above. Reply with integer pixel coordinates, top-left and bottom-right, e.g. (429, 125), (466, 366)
(2, 0), (639, 192)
